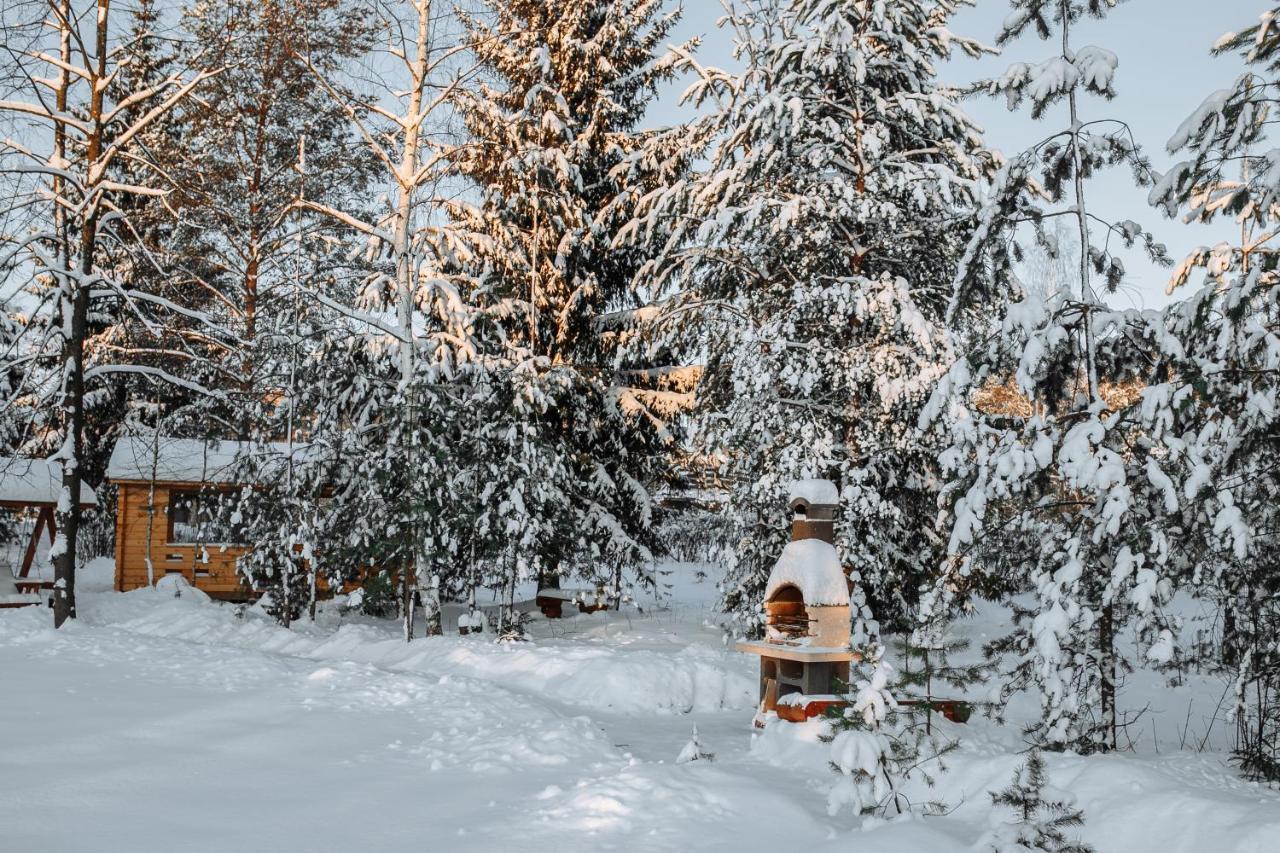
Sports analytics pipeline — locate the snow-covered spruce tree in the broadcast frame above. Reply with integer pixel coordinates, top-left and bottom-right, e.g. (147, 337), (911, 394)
(983, 749), (1094, 853)
(448, 0), (692, 598)
(629, 0), (998, 637)
(1148, 7), (1280, 781)
(0, 0), (222, 626)
(922, 0), (1182, 752)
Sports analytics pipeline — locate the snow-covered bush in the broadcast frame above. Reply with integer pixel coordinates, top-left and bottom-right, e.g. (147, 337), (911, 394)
(676, 726), (715, 764)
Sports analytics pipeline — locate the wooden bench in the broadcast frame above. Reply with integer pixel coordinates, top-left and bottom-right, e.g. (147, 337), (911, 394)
(1, 575), (46, 609)
(773, 694), (973, 724)
(535, 588), (612, 619)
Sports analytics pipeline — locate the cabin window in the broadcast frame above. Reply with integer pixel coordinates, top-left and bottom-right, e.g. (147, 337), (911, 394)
(166, 489), (246, 545)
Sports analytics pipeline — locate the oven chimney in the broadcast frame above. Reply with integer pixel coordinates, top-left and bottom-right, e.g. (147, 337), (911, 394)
(788, 479), (837, 544)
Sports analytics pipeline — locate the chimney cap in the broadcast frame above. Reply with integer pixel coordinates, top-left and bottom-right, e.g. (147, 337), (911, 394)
(788, 478), (838, 508)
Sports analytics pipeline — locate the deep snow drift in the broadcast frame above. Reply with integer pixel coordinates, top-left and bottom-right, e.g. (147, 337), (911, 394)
(3, 560), (1279, 853)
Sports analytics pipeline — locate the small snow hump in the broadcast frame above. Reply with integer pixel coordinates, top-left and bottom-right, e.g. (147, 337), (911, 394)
(676, 725), (714, 764)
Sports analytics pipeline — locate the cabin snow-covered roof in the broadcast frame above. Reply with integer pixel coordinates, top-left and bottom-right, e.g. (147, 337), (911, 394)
(0, 457), (97, 507)
(788, 478), (839, 506)
(106, 435), (304, 485)
(764, 538), (849, 606)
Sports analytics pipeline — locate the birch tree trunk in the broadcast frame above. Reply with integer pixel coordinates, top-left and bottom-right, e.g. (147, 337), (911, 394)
(1, 0), (220, 627)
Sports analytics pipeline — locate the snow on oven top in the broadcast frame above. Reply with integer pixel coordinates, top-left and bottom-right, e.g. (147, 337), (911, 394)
(788, 478), (839, 506)
(764, 538), (848, 606)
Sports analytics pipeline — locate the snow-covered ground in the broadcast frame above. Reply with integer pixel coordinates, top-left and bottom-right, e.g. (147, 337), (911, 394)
(3, 560), (1279, 853)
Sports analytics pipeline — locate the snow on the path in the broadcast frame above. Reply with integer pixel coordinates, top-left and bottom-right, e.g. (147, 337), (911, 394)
(66, 580), (754, 716)
(1, 612), (620, 852)
(5, 563), (1280, 853)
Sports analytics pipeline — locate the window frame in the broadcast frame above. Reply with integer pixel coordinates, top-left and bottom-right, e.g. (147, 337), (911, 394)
(164, 487), (246, 546)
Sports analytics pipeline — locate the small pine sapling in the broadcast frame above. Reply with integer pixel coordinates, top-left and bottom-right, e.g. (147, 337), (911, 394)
(676, 725), (715, 764)
(357, 572), (399, 619)
(985, 750), (1094, 853)
(896, 628), (992, 733)
(826, 645), (958, 817)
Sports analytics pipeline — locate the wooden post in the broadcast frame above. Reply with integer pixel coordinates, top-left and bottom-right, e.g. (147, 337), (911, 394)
(18, 508), (49, 578)
(18, 504), (55, 578)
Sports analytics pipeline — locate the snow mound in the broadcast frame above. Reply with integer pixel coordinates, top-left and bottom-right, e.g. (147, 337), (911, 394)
(153, 573), (211, 601)
(73, 596), (755, 715)
(764, 539), (849, 605)
(750, 715), (833, 771)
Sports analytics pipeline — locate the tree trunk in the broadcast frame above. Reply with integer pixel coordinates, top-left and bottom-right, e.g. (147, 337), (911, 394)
(1099, 602), (1116, 751)
(402, 561), (416, 641)
(52, 280), (89, 628)
(55, 0), (111, 627)
(1222, 600), (1240, 668)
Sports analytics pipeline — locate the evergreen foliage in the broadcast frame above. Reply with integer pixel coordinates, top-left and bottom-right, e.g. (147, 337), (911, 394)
(985, 750), (1094, 853)
(633, 0), (999, 638)
(826, 645), (958, 817)
(1147, 6), (1280, 782)
(923, 0), (1181, 752)
(896, 630), (990, 733)
(448, 0), (693, 596)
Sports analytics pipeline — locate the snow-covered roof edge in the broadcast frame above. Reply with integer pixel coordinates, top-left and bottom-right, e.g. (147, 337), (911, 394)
(0, 457), (97, 506)
(106, 435), (305, 485)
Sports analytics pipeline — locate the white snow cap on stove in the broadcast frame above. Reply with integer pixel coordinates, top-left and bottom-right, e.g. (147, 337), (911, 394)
(764, 538), (849, 606)
(788, 478), (839, 506)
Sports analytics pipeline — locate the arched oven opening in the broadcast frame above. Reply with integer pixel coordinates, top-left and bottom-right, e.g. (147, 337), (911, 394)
(764, 584), (810, 642)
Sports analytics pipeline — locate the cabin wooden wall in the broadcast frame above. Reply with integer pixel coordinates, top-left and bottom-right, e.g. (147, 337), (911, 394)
(114, 482), (251, 599)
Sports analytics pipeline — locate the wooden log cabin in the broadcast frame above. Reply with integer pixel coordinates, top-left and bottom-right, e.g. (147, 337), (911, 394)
(107, 435), (296, 600)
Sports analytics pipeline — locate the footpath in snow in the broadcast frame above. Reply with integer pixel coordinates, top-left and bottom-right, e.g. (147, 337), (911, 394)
(3, 560), (1280, 853)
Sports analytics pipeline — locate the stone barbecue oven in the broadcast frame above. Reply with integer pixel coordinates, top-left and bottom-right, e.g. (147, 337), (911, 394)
(736, 479), (855, 722)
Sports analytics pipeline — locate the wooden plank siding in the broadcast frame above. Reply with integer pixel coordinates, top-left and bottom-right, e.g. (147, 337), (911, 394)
(114, 481), (252, 599)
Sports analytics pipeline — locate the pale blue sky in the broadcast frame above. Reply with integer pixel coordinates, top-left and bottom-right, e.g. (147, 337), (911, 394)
(658, 0), (1263, 310)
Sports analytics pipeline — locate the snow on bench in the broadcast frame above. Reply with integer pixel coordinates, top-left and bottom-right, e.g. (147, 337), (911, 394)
(0, 575), (42, 609)
(534, 588), (612, 618)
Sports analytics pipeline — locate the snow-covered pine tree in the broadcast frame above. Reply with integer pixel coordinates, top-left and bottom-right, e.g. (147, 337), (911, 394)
(984, 749), (1094, 853)
(922, 0), (1182, 752)
(174, 0), (397, 630)
(1148, 7), (1280, 781)
(176, 0), (375, 417)
(0, 0), (223, 626)
(630, 0), (998, 638)
(448, 0), (693, 599)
